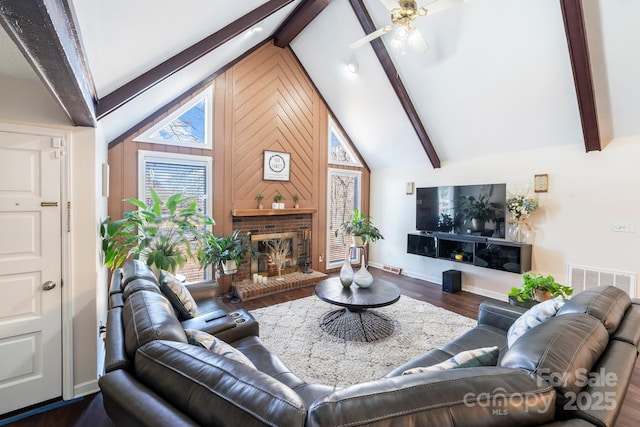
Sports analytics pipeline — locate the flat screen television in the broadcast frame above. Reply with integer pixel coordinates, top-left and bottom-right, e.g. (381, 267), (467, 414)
(416, 183), (507, 239)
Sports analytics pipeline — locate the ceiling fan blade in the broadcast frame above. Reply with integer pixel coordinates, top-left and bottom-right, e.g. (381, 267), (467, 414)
(423, 0), (464, 15)
(349, 26), (392, 49)
(409, 29), (429, 53)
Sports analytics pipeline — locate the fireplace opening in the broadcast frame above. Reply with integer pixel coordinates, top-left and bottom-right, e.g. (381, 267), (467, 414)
(251, 232), (299, 276)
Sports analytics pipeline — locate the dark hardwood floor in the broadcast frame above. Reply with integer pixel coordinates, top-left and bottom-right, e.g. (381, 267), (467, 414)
(2, 269), (638, 426)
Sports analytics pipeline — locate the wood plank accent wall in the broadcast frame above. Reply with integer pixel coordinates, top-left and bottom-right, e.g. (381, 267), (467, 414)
(107, 41), (369, 273)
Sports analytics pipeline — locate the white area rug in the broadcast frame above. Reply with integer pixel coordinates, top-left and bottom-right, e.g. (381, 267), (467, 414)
(250, 295), (477, 388)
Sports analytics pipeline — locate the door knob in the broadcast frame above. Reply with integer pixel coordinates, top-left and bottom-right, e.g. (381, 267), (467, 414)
(42, 281), (56, 291)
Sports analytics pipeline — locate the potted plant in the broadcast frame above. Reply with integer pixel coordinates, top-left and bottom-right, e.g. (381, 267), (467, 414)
(458, 194), (500, 231)
(293, 194), (300, 208)
(335, 209), (384, 246)
(256, 193), (264, 209)
(273, 192), (284, 209)
(199, 230), (258, 275)
(100, 190), (214, 276)
(509, 273), (573, 305)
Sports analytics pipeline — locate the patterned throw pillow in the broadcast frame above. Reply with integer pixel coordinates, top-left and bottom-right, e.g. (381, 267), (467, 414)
(402, 346), (499, 375)
(507, 298), (565, 348)
(184, 329), (256, 369)
(160, 271), (199, 320)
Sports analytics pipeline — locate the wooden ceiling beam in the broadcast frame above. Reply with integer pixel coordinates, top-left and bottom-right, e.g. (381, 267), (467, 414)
(348, 0), (440, 168)
(0, 0), (96, 127)
(274, 0), (332, 48)
(96, 0), (295, 120)
(559, 0), (601, 152)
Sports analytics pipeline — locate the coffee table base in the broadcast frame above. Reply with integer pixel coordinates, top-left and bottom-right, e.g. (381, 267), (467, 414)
(319, 308), (395, 342)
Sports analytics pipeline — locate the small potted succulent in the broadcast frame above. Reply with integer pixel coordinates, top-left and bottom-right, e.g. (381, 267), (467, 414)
(256, 192), (264, 209)
(293, 194), (300, 208)
(273, 192), (284, 209)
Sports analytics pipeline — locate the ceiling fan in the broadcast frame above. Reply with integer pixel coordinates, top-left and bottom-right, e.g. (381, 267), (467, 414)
(349, 0), (463, 53)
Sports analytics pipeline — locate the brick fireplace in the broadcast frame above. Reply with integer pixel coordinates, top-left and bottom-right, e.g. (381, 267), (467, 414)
(230, 211), (312, 282)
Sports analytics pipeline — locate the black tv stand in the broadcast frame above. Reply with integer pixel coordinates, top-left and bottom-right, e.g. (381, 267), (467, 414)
(407, 232), (531, 274)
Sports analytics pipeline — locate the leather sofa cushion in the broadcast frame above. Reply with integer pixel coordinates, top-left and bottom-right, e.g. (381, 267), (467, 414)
(123, 291), (187, 360)
(122, 259), (160, 287)
(557, 286), (631, 335)
(123, 278), (161, 300)
(136, 340), (307, 427)
(500, 313), (608, 408)
(611, 303), (640, 347)
(307, 367), (556, 427)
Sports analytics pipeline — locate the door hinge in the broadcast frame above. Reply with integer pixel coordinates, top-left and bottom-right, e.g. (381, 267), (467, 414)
(67, 201), (71, 232)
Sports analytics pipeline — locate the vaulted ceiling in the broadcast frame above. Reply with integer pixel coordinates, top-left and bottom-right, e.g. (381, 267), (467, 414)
(1, 0), (639, 170)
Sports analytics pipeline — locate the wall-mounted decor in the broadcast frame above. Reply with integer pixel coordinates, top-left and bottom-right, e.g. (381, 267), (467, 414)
(263, 150), (290, 181)
(534, 174), (548, 193)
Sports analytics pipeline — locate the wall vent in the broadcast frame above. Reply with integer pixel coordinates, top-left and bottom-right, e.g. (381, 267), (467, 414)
(382, 265), (403, 275)
(567, 264), (637, 298)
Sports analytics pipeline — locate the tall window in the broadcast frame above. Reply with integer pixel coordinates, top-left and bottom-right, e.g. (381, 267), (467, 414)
(328, 117), (361, 167)
(134, 86), (213, 149)
(138, 151), (212, 281)
(327, 168), (361, 268)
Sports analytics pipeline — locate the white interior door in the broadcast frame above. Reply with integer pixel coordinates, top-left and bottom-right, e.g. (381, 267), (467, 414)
(0, 131), (62, 415)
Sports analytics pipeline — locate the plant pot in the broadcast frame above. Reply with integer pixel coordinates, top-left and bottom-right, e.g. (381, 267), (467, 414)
(258, 203), (264, 209)
(533, 289), (552, 302)
(352, 235), (364, 247)
(272, 202), (279, 209)
(294, 203), (299, 209)
(222, 259), (238, 275)
(471, 218), (485, 231)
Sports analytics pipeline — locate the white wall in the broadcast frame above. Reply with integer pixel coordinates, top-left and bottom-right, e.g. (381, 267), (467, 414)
(0, 76), (71, 126)
(369, 136), (640, 300)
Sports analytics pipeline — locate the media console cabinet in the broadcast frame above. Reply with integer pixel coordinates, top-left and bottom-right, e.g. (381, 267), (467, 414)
(407, 232), (531, 274)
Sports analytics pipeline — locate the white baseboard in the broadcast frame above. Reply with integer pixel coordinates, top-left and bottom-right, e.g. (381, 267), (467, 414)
(73, 379), (99, 398)
(387, 266), (507, 302)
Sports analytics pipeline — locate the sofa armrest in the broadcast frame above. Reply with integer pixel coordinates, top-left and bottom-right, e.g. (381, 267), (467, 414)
(185, 279), (219, 301)
(104, 307), (131, 373)
(307, 367), (556, 427)
(477, 300), (527, 331)
(108, 268), (124, 295)
(180, 309), (258, 342)
(99, 369), (199, 427)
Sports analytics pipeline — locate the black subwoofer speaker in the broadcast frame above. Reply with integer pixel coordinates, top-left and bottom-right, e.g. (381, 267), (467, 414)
(442, 270), (461, 293)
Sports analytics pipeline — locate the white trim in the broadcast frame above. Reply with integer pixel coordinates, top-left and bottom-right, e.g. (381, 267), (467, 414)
(326, 168), (362, 269)
(134, 86), (213, 149)
(327, 117), (362, 167)
(0, 122), (74, 402)
(73, 379), (99, 398)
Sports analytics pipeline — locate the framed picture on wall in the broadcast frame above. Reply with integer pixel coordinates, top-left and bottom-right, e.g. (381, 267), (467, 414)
(263, 150), (291, 181)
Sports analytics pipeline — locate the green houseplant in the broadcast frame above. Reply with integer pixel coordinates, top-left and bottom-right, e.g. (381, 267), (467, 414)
(256, 193), (265, 209)
(509, 273), (573, 303)
(100, 190), (214, 275)
(335, 209), (384, 245)
(458, 194), (500, 231)
(199, 230), (258, 275)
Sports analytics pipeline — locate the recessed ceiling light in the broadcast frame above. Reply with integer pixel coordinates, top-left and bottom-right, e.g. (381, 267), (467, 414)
(347, 59), (359, 73)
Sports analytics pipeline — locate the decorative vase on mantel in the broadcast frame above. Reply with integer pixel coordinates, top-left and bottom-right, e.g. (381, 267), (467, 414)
(339, 259), (354, 288)
(354, 255), (373, 288)
(508, 220), (531, 243)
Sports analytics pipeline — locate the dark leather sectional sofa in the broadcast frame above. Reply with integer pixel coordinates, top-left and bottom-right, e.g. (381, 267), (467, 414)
(99, 260), (639, 426)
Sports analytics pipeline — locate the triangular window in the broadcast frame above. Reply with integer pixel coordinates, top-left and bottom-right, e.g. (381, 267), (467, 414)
(328, 117), (361, 166)
(134, 86), (212, 149)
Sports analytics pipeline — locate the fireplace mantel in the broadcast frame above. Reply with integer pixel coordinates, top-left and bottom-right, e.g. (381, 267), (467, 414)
(232, 208), (317, 217)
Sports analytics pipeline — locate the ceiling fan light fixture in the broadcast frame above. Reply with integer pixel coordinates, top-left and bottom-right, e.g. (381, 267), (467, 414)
(396, 26), (410, 40)
(346, 58), (359, 73)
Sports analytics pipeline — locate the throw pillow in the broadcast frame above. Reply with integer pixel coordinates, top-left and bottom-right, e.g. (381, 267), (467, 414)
(184, 329), (256, 369)
(402, 346), (499, 375)
(506, 298), (565, 348)
(160, 271), (199, 320)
